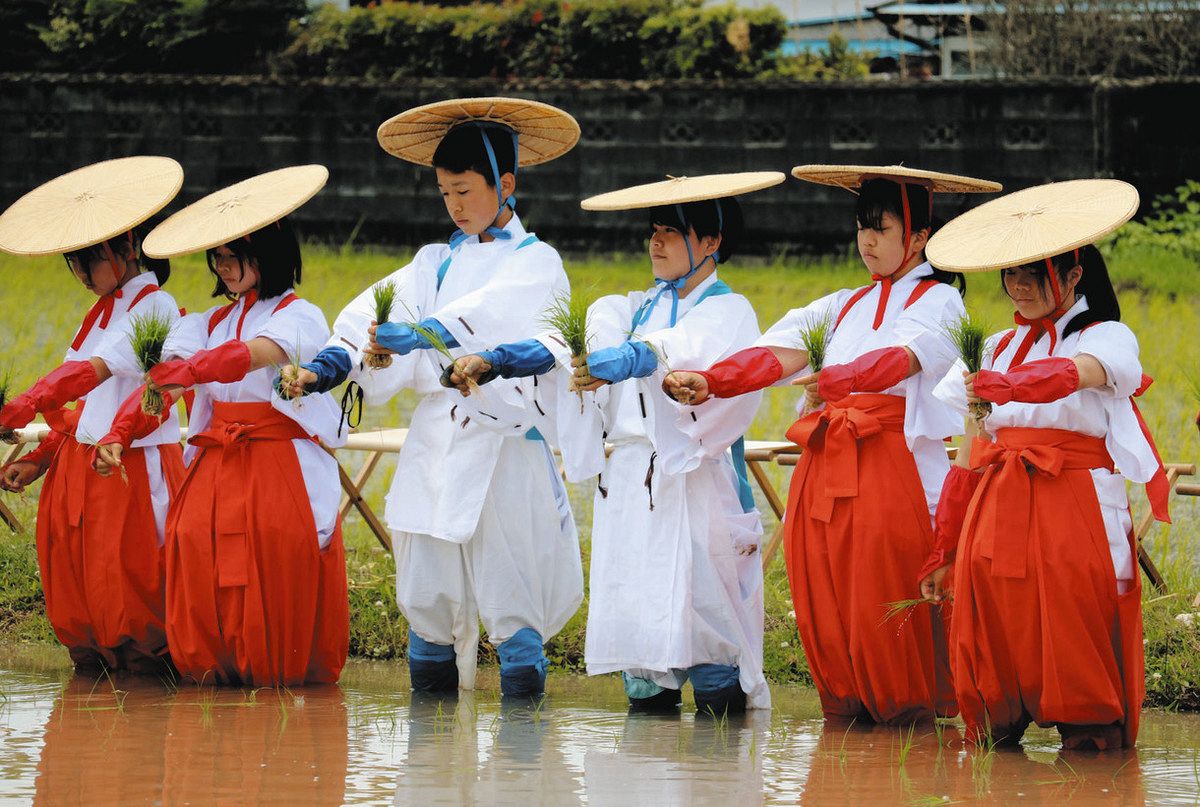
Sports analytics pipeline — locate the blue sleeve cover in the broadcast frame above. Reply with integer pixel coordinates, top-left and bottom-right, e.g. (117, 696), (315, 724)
(419, 318), (460, 349)
(479, 339), (557, 379)
(299, 346), (353, 394)
(586, 341), (658, 384)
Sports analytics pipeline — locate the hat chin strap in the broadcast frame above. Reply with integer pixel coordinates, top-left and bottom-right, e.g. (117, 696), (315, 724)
(633, 200), (724, 331)
(889, 178), (934, 277)
(1044, 247), (1081, 316)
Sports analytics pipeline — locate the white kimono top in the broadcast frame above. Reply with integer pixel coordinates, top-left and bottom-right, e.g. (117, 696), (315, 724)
(168, 289), (344, 548)
(755, 263), (966, 515)
(934, 295), (1162, 586)
(324, 213), (569, 543)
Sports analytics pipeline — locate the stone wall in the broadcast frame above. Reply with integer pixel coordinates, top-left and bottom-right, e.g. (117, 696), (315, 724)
(1, 73), (1195, 253)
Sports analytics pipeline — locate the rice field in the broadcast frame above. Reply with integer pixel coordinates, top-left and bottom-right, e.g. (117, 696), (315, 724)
(1, 241), (1198, 706)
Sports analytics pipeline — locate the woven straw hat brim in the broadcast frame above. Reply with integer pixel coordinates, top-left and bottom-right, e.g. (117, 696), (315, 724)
(790, 164), (1001, 194)
(0, 156), (183, 256)
(378, 97), (580, 167)
(926, 179), (1139, 273)
(142, 165), (328, 259)
(581, 172), (786, 211)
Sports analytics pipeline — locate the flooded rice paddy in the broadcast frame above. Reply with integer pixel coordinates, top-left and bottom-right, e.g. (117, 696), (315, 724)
(2, 651), (1200, 805)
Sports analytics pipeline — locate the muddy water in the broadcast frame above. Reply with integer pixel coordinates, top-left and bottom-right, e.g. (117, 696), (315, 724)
(2, 656), (1199, 805)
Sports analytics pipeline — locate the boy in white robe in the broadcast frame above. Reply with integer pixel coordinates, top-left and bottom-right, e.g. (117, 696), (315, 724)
(281, 99), (584, 698)
(447, 173), (785, 714)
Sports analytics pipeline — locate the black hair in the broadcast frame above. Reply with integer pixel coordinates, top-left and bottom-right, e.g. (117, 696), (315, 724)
(63, 228), (170, 286)
(1001, 243), (1119, 338)
(647, 196), (744, 265)
(206, 216), (302, 300)
(432, 123), (518, 186)
(855, 178), (965, 297)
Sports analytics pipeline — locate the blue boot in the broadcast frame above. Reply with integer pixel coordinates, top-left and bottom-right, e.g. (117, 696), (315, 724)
(407, 629), (458, 693)
(497, 628), (548, 698)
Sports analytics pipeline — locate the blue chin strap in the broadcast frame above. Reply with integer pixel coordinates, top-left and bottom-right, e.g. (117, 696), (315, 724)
(447, 122), (519, 249)
(630, 200), (723, 332)
(438, 122), (521, 289)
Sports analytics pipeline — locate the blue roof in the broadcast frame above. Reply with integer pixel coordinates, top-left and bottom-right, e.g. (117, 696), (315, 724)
(871, 2), (992, 14)
(789, 12), (875, 26)
(781, 38), (926, 56)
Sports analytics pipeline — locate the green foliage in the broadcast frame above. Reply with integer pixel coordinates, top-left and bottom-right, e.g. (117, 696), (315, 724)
(755, 32), (871, 81)
(36, 0), (306, 73)
(1108, 180), (1200, 266)
(372, 279), (397, 326)
(277, 0), (788, 80)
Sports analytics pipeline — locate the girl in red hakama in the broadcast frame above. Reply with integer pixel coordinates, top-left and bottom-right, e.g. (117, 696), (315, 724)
(920, 179), (1169, 750)
(0, 157), (186, 673)
(99, 167), (349, 686)
(665, 165), (1001, 723)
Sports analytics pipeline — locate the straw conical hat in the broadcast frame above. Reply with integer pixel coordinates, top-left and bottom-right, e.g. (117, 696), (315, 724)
(143, 165), (328, 258)
(926, 179), (1139, 273)
(790, 164), (1001, 194)
(581, 172), (786, 211)
(378, 97), (580, 167)
(0, 156), (183, 256)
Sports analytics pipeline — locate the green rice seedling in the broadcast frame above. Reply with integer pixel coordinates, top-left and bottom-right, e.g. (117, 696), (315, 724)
(365, 280), (397, 370)
(798, 310), (834, 373)
(128, 312), (173, 416)
(0, 366), (12, 413)
(947, 312), (991, 426)
(543, 291), (591, 406)
(397, 301), (476, 394)
(879, 598), (935, 634)
(796, 310), (834, 415)
(274, 332), (307, 402)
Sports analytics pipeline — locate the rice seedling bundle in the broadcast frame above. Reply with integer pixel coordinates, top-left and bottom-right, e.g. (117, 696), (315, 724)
(398, 301), (478, 394)
(365, 280), (398, 370)
(542, 292), (592, 402)
(947, 312), (991, 425)
(798, 310), (834, 373)
(128, 312), (173, 416)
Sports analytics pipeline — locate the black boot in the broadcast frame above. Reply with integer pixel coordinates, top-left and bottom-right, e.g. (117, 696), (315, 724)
(628, 687), (683, 714)
(694, 683), (747, 718)
(409, 657), (458, 693)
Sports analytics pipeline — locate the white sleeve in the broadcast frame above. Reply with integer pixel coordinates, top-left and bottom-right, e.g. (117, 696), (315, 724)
(894, 285), (968, 444)
(640, 295), (764, 475)
(260, 299), (347, 447)
(328, 247), (444, 405)
(1075, 322), (1142, 398)
(434, 242), (570, 351)
(753, 290), (850, 383)
(92, 291), (182, 377)
(163, 310), (211, 361)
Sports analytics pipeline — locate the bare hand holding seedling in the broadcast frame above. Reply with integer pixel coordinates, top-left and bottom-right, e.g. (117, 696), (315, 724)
(446, 355), (491, 397)
(569, 355), (606, 393)
(919, 564), (953, 603)
(365, 322), (394, 358)
(792, 371), (824, 410)
(93, 442), (123, 479)
(661, 370), (708, 405)
(278, 364), (316, 399)
(0, 460), (40, 493)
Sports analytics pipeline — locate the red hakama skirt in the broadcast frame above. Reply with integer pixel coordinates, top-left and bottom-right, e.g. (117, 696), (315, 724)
(165, 401), (349, 687)
(783, 393), (956, 723)
(36, 421), (184, 672)
(952, 427), (1143, 748)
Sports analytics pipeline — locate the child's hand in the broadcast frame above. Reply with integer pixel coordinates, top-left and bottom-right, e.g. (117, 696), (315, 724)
(661, 371), (710, 405)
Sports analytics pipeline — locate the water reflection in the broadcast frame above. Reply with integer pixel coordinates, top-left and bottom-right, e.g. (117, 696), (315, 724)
(2, 661), (1199, 805)
(800, 719), (1148, 805)
(162, 685), (348, 805)
(585, 712), (769, 806)
(34, 675), (172, 805)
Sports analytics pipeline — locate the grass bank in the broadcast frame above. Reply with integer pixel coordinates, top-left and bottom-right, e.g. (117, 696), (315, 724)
(1, 243), (1198, 706)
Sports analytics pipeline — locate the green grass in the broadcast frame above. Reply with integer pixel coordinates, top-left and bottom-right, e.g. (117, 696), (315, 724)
(1, 242), (1199, 705)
